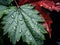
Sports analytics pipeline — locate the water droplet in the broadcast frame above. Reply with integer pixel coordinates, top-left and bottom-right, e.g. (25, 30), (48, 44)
(17, 40), (19, 42)
(32, 27), (34, 29)
(19, 30), (21, 33)
(11, 16), (14, 18)
(40, 5), (43, 7)
(30, 38), (32, 40)
(49, 7), (51, 9)
(11, 15), (15, 19)
(19, 19), (22, 21)
(56, 2), (60, 6)
(14, 27), (16, 29)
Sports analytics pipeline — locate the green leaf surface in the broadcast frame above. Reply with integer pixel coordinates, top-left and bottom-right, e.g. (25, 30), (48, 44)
(0, 0), (13, 5)
(2, 4), (47, 45)
(0, 5), (7, 18)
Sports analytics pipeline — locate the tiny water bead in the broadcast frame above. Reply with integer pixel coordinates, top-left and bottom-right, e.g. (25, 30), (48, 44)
(19, 19), (23, 21)
(11, 15), (15, 19)
(19, 29), (22, 33)
(17, 39), (19, 42)
(11, 15), (14, 18)
(56, 2), (60, 6)
(30, 38), (32, 40)
(13, 27), (16, 29)
(32, 26), (34, 29)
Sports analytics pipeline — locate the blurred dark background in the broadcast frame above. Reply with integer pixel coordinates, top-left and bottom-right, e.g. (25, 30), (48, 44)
(44, 10), (60, 45)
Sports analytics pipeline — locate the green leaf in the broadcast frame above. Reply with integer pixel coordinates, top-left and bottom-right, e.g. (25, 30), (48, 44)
(0, 5), (7, 18)
(2, 4), (47, 45)
(0, 0), (13, 5)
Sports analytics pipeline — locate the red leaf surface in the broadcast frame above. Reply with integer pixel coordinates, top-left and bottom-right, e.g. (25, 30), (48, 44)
(17, 0), (60, 37)
(39, 0), (60, 12)
(18, 0), (60, 11)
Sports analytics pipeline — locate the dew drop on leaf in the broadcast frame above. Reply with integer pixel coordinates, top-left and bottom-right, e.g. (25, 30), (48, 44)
(30, 38), (32, 40)
(14, 27), (16, 29)
(17, 40), (19, 42)
(32, 27), (34, 29)
(11, 15), (13, 17)
(11, 15), (15, 19)
(19, 30), (21, 33)
(19, 19), (23, 21)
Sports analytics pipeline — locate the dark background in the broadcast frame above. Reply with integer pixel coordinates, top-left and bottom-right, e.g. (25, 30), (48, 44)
(44, 10), (60, 45)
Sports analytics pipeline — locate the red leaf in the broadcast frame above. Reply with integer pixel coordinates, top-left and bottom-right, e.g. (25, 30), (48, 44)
(39, 0), (60, 12)
(17, 0), (40, 5)
(18, 0), (60, 11)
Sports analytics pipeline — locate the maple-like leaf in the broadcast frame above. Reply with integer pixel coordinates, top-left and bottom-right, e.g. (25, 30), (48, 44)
(2, 4), (47, 45)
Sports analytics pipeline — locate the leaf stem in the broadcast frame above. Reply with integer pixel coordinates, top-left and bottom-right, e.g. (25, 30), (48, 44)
(14, 0), (20, 8)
